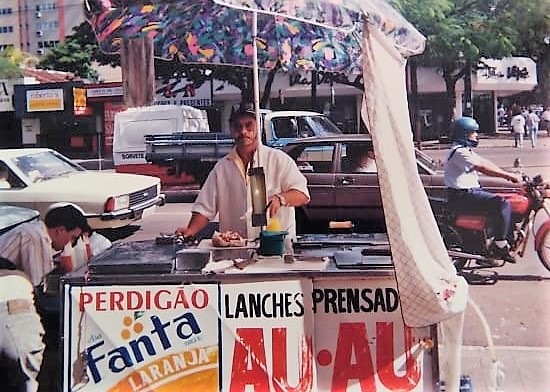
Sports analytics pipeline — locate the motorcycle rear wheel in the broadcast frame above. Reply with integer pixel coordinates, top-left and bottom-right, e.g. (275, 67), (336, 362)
(437, 223), (467, 270)
(537, 228), (550, 272)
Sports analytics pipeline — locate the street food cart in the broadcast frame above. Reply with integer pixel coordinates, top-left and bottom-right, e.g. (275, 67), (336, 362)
(60, 235), (441, 391)
(70, 0), (471, 391)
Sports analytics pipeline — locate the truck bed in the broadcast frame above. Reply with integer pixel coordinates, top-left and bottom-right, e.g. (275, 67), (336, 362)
(145, 132), (234, 162)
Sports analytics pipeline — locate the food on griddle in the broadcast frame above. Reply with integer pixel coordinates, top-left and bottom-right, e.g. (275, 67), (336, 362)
(211, 230), (246, 247)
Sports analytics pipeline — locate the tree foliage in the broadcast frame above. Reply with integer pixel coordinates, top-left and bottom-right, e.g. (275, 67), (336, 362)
(37, 23), (112, 81)
(0, 47), (41, 79)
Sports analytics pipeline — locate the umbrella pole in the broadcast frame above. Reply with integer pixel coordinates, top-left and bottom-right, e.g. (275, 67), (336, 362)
(252, 10), (261, 131)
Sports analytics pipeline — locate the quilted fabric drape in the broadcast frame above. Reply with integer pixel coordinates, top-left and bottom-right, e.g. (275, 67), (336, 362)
(361, 24), (468, 392)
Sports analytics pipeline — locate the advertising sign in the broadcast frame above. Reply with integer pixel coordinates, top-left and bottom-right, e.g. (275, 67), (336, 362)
(221, 280), (315, 391)
(0, 79), (12, 112)
(64, 279), (434, 391)
(26, 88), (64, 112)
(475, 57), (537, 91)
(155, 78), (213, 108)
(312, 279), (433, 392)
(63, 284), (220, 392)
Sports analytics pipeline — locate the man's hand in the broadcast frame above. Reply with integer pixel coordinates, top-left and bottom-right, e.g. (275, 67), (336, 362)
(267, 194), (283, 218)
(175, 226), (192, 237)
(507, 173), (523, 183)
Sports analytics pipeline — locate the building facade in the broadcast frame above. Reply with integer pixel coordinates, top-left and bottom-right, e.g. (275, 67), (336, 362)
(0, 0), (84, 56)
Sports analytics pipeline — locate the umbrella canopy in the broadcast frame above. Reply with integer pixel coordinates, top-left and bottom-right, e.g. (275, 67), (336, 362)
(84, 0), (423, 74)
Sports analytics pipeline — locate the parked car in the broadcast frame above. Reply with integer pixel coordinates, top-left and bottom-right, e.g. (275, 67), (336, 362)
(0, 148), (165, 231)
(283, 135), (520, 233)
(0, 204), (40, 236)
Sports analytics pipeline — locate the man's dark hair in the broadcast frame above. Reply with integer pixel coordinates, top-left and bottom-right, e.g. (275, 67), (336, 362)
(44, 205), (90, 232)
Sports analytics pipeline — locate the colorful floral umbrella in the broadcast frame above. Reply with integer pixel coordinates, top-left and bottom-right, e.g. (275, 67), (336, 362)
(84, 0), (423, 74)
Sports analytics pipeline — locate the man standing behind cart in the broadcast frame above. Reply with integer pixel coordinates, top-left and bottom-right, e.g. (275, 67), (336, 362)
(0, 204), (88, 392)
(176, 105), (310, 244)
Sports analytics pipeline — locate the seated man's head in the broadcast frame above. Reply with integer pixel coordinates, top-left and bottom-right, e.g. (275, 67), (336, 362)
(352, 145), (375, 165)
(45, 204), (90, 251)
(0, 162), (8, 179)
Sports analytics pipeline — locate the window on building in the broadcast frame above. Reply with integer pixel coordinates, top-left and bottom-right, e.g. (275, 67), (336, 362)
(0, 26), (14, 34)
(0, 8), (13, 15)
(36, 3), (57, 12)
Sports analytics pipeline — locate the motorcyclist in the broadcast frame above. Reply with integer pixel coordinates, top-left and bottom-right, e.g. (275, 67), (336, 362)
(444, 116), (522, 264)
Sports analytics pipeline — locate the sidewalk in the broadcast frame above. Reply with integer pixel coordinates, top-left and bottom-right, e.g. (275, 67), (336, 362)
(461, 345), (550, 391)
(420, 130), (550, 150)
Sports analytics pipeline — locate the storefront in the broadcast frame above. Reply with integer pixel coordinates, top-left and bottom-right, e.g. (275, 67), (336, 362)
(0, 79), (22, 148)
(411, 57), (538, 136)
(13, 82), (100, 158)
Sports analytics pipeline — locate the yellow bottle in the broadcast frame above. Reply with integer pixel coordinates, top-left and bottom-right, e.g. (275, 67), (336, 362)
(266, 217), (282, 232)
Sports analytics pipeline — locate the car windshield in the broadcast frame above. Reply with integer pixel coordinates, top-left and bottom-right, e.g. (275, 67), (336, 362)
(12, 151), (85, 183)
(304, 116), (343, 136)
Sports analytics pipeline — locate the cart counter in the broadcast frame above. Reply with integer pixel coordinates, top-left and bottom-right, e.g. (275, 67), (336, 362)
(60, 236), (439, 392)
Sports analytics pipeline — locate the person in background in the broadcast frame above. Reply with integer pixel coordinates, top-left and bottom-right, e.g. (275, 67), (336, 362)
(444, 117), (522, 266)
(510, 108), (525, 147)
(176, 106), (310, 247)
(527, 109), (540, 148)
(540, 106), (550, 136)
(352, 146), (377, 173)
(0, 163), (11, 189)
(0, 204), (89, 392)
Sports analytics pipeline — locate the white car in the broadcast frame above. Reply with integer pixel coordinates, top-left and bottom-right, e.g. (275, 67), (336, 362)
(0, 148), (165, 230)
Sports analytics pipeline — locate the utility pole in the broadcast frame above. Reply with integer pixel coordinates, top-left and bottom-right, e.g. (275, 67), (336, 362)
(463, 61), (473, 117)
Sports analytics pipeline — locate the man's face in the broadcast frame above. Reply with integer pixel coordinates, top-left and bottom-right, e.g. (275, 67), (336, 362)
(51, 226), (83, 251)
(230, 115), (258, 148)
(467, 130), (479, 142)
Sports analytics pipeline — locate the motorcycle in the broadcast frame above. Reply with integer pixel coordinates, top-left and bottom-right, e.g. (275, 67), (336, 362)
(430, 174), (550, 275)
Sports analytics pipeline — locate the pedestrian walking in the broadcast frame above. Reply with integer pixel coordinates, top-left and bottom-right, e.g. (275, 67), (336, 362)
(540, 106), (550, 136)
(510, 109), (525, 147)
(527, 109), (540, 148)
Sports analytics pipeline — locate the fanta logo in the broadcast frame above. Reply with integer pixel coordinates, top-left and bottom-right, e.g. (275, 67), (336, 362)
(86, 312), (203, 384)
(108, 346), (219, 392)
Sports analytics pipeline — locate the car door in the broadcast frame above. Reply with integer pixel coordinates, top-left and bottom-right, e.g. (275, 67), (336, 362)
(334, 141), (384, 224)
(285, 142), (337, 221)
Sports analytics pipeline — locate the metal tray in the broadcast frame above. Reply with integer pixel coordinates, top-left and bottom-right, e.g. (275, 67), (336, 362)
(88, 240), (174, 274)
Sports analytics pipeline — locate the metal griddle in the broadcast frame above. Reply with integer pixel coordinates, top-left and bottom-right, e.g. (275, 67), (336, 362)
(87, 240), (174, 274)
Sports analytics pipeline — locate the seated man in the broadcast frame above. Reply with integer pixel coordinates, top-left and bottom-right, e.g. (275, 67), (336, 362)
(347, 145), (377, 173)
(0, 162), (11, 189)
(444, 116), (521, 264)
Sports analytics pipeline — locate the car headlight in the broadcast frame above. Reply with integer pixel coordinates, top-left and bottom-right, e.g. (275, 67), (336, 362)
(105, 195), (130, 212)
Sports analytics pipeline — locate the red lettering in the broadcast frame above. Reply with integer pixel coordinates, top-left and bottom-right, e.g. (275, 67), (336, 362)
(110, 291), (124, 310)
(79, 292), (93, 311)
(77, 288), (211, 311)
(173, 289), (190, 309)
(191, 288), (208, 309)
(230, 328), (269, 392)
(127, 291), (143, 310)
(332, 322), (376, 391)
(272, 328), (313, 392)
(96, 291), (107, 311)
(377, 323), (420, 390)
(154, 289), (171, 310)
